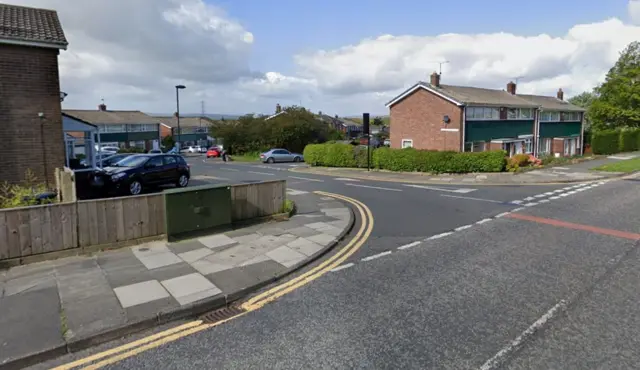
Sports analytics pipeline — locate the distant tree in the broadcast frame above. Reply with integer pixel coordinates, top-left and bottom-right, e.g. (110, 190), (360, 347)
(161, 135), (175, 150)
(589, 41), (640, 131)
(568, 90), (597, 131)
(373, 116), (384, 126)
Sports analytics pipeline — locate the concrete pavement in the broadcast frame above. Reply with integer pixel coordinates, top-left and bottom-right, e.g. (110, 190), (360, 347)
(31, 176), (640, 369)
(0, 192), (353, 369)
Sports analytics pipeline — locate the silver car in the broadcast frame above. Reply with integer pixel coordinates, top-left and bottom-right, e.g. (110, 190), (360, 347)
(260, 149), (304, 163)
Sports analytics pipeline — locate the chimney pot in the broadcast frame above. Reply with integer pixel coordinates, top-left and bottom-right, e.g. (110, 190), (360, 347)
(276, 103), (282, 113)
(506, 81), (516, 95)
(557, 88), (564, 101)
(98, 103), (107, 111)
(430, 72), (440, 87)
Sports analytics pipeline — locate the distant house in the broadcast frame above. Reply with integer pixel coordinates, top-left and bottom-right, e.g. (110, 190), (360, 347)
(0, 4), (68, 185)
(386, 72), (585, 157)
(154, 114), (213, 147)
(64, 104), (162, 151)
(316, 113), (363, 138)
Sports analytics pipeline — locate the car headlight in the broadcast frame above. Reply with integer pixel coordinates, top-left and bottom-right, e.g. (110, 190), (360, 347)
(111, 173), (127, 181)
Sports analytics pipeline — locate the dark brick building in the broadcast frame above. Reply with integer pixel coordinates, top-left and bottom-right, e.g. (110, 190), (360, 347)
(386, 73), (586, 157)
(0, 4), (68, 185)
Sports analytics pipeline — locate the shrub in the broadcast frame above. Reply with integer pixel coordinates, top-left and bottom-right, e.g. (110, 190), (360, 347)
(0, 170), (55, 209)
(619, 128), (640, 152)
(307, 143), (506, 173)
(591, 130), (620, 155)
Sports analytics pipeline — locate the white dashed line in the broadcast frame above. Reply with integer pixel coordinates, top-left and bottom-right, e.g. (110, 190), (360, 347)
(479, 300), (567, 370)
(538, 199), (550, 203)
(455, 225), (473, 231)
(427, 232), (453, 240)
(510, 200), (523, 205)
(288, 176), (324, 182)
(361, 251), (392, 262)
(534, 194), (546, 198)
(512, 207), (525, 212)
(549, 196), (560, 200)
(335, 178), (360, 182)
(543, 192), (555, 196)
(219, 167), (240, 172)
(476, 218), (493, 225)
(524, 203), (538, 207)
(247, 171), (275, 176)
(495, 212), (511, 218)
(559, 193), (570, 197)
(567, 191), (577, 195)
(346, 184), (402, 192)
(524, 197), (535, 201)
(331, 263), (354, 272)
(440, 195), (505, 204)
(398, 241), (421, 250)
(286, 189), (309, 195)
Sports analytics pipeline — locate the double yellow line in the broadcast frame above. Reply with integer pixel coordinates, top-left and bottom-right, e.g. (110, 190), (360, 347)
(52, 191), (372, 370)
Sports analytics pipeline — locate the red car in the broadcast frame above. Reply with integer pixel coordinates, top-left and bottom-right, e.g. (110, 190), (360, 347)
(206, 146), (222, 158)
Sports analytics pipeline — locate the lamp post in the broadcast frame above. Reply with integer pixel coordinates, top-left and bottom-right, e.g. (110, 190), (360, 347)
(175, 85), (186, 150)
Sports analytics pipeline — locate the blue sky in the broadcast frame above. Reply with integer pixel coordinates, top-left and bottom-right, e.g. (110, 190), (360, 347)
(217, 0), (629, 76)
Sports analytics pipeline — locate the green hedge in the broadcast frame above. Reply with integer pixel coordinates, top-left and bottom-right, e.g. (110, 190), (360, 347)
(620, 128), (640, 152)
(306, 144), (506, 173)
(591, 130), (620, 155)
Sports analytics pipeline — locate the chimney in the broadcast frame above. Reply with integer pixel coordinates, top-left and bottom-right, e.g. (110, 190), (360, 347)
(98, 103), (107, 111)
(430, 72), (440, 87)
(557, 88), (564, 101)
(506, 81), (516, 95)
(275, 103), (282, 113)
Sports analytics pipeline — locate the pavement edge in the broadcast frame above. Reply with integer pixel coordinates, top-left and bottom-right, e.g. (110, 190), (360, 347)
(0, 200), (356, 370)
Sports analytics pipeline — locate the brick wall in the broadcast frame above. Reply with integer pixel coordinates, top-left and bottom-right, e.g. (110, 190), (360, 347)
(0, 44), (64, 186)
(389, 88), (463, 151)
(552, 139), (564, 156)
(160, 123), (172, 138)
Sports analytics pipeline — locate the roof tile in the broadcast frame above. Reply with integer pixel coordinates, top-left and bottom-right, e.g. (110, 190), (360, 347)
(0, 4), (67, 48)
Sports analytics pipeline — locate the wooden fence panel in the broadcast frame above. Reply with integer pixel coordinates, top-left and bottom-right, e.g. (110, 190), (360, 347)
(230, 180), (286, 221)
(0, 202), (78, 259)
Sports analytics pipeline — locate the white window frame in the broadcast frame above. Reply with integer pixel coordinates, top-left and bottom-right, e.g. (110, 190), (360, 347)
(401, 139), (413, 149)
(540, 111), (561, 122)
(467, 106), (499, 120)
(538, 138), (552, 155)
(506, 108), (533, 120)
(524, 138), (533, 154)
(562, 112), (580, 121)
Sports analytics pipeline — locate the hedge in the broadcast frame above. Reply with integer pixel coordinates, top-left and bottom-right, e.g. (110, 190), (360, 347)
(305, 144), (506, 173)
(591, 130), (620, 155)
(620, 128), (640, 152)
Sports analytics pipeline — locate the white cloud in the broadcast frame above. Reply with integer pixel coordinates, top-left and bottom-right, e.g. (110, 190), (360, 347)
(5, 0), (640, 115)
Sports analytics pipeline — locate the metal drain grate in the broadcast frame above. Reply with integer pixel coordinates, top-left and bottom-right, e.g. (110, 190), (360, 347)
(200, 305), (245, 323)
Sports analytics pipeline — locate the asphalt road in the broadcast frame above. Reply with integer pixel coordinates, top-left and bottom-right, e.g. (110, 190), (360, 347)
(33, 158), (640, 369)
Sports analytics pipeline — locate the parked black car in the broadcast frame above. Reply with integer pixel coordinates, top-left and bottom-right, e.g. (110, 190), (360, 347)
(98, 153), (133, 167)
(92, 154), (190, 196)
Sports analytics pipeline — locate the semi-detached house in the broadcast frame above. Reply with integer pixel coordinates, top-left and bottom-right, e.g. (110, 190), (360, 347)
(386, 73), (585, 157)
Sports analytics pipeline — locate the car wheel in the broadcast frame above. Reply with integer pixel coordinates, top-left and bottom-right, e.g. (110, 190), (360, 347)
(129, 180), (143, 195)
(177, 174), (189, 187)
(293, 156), (301, 162)
(267, 157), (275, 163)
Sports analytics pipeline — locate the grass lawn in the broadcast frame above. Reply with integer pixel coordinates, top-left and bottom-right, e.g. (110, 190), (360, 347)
(230, 154), (260, 162)
(591, 157), (640, 172)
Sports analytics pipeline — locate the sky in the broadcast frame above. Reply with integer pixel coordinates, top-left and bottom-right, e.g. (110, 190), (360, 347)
(6, 0), (640, 116)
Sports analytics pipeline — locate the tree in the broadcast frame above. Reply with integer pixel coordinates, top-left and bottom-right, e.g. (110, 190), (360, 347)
(161, 135), (175, 150)
(589, 41), (640, 131)
(568, 90), (597, 131)
(373, 116), (384, 126)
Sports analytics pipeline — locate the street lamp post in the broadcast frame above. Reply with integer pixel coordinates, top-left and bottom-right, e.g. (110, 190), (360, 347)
(175, 85), (186, 150)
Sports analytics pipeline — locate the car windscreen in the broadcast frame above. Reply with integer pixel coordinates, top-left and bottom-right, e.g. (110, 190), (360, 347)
(113, 156), (149, 167)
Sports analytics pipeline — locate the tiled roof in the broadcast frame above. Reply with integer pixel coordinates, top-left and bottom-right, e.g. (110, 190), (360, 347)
(517, 94), (585, 112)
(63, 110), (159, 125)
(153, 116), (214, 128)
(427, 83), (538, 108)
(0, 4), (68, 48)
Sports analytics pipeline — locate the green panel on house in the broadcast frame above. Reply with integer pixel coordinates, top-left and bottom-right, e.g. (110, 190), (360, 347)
(99, 131), (159, 142)
(539, 121), (581, 138)
(164, 184), (232, 240)
(174, 133), (208, 142)
(465, 120), (534, 142)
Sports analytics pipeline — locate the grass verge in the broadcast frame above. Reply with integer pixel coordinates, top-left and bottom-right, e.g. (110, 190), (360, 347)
(591, 157), (640, 173)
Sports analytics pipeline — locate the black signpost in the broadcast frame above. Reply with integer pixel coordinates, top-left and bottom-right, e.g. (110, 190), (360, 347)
(363, 113), (370, 171)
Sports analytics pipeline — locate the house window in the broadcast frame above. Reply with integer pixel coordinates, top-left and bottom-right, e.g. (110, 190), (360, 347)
(507, 108), (518, 119)
(538, 138), (551, 155)
(467, 107), (499, 120)
(562, 112), (580, 121)
(472, 142), (486, 152)
(524, 138), (533, 154)
(519, 108), (533, 119)
(402, 139), (413, 149)
(540, 112), (561, 121)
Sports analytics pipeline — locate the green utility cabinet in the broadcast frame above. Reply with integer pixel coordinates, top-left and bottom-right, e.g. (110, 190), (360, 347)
(164, 184), (232, 240)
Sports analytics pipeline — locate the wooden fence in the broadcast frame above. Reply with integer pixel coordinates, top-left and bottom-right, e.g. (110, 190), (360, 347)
(0, 181), (285, 263)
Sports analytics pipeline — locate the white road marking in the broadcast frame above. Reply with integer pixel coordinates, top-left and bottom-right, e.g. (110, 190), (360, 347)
(534, 194), (546, 198)
(567, 191), (577, 195)
(608, 155), (637, 160)
(288, 176), (324, 182)
(476, 219), (493, 225)
(219, 167), (240, 172)
(404, 184), (476, 194)
(335, 178), (360, 182)
(559, 193), (570, 197)
(538, 199), (550, 203)
(524, 197), (535, 201)
(495, 212), (510, 218)
(552, 189), (564, 193)
(562, 187), (573, 191)
(510, 200), (523, 205)
(512, 207), (525, 212)
(440, 194), (505, 204)
(549, 196), (561, 200)
(427, 232), (453, 240)
(346, 184), (402, 192)
(553, 167), (570, 170)
(479, 300), (567, 370)
(454, 224), (473, 231)
(192, 175), (230, 181)
(524, 202), (538, 207)
(361, 251), (392, 262)
(247, 171), (276, 176)
(543, 192), (555, 196)
(330, 263), (355, 272)
(286, 189), (309, 195)
(398, 241), (421, 250)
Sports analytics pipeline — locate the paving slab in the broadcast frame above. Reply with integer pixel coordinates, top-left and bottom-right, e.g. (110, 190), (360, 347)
(287, 237), (324, 257)
(113, 280), (170, 308)
(287, 226), (322, 238)
(178, 248), (214, 263)
(198, 234), (238, 250)
(161, 273), (222, 306)
(266, 246), (307, 268)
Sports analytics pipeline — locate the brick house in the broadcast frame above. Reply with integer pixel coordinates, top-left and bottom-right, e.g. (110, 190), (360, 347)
(386, 73), (586, 157)
(154, 114), (213, 147)
(64, 105), (162, 151)
(0, 4), (68, 185)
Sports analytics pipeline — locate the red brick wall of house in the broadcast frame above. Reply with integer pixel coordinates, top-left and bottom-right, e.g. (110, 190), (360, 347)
(160, 124), (172, 138)
(552, 139), (565, 156)
(489, 142), (503, 151)
(389, 88), (463, 151)
(0, 44), (65, 186)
